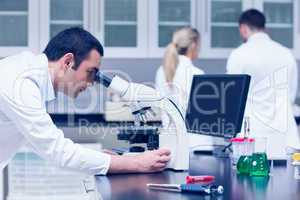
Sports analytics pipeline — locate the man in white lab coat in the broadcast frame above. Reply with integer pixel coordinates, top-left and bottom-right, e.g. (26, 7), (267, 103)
(0, 27), (170, 175)
(227, 9), (300, 158)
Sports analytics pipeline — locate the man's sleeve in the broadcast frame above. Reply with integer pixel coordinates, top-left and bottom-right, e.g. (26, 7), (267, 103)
(0, 78), (110, 175)
(289, 56), (298, 103)
(226, 51), (243, 74)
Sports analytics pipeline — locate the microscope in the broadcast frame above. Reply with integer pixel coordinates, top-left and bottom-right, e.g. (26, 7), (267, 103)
(95, 71), (189, 171)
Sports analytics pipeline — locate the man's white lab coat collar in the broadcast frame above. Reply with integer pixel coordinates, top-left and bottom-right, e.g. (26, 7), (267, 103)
(248, 32), (270, 43)
(39, 53), (55, 102)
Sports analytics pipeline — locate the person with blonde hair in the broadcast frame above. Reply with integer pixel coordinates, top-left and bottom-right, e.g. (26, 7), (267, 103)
(155, 26), (204, 118)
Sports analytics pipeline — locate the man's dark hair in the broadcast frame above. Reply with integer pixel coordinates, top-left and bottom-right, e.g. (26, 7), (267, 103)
(238, 9), (266, 30)
(43, 27), (104, 69)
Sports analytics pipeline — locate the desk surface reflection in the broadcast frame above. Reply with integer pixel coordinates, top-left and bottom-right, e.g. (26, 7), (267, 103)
(96, 154), (300, 200)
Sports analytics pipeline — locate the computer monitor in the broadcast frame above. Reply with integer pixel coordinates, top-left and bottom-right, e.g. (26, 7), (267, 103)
(185, 75), (250, 139)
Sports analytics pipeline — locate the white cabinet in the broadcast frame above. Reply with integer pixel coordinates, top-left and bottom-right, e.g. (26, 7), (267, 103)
(262, 0), (294, 48)
(202, 0), (299, 58)
(259, 0), (300, 57)
(49, 0), (85, 38)
(148, 0), (196, 57)
(0, 0), (39, 57)
(0, 0), (299, 59)
(201, 0), (244, 58)
(97, 0), (148, 58)
(39, 0), (88, 52)
(209, 0), (243, 48)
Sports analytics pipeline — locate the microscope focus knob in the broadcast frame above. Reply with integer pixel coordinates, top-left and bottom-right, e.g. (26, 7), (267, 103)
(129, 146), (145, 152)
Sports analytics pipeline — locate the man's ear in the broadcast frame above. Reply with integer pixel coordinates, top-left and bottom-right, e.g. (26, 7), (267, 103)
(61, 53), (74, 71)
(239, 24), (247, 41)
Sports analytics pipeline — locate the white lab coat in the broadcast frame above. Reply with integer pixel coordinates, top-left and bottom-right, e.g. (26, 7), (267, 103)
(0, 51), (110, 174)
(155, 55), (204, 115)
(227, 32), (300, 158)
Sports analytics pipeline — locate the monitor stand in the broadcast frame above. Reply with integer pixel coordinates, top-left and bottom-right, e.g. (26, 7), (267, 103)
(188, 134), (231, 157)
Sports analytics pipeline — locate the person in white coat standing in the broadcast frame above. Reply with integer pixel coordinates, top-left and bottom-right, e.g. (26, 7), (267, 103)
(227, 9), (300, 158)
(155, 27), (215, 150)
(155, 27), (204, 118)
(0, 27), (171, 175)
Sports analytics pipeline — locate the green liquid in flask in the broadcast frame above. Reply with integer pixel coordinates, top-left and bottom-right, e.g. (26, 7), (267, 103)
(237, 155), (252, 175)
(249, 153), (270, 177)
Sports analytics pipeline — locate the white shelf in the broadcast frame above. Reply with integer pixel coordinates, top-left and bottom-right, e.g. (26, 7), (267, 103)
(212, 0), (241, 2)
(0, 11), (28, 16)
(159, 21), (190, 26)
(105, 20), (137, 25)
(0, 0), (299, 59)
(264, 0), (293, 3)
(267, 23), (293, 27)
(211, 22), (238, 27)
(50, 20), (83, 25)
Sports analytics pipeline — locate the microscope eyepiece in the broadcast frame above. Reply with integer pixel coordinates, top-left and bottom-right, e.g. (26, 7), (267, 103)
(94, 71), (113, 87)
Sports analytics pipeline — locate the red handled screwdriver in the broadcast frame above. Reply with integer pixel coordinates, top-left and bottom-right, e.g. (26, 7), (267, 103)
(186, 175), (215, 184)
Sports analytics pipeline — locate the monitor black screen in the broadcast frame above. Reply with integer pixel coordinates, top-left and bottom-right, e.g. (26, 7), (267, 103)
(185, 75), (250, 138)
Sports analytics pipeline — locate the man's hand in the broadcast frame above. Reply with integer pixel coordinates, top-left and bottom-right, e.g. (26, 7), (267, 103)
(108, 148), (171, 174)
(134, 149), (171, 173)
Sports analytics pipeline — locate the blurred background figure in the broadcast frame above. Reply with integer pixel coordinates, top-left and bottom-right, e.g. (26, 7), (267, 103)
(155, 27), (203, 119)
(155, 27), (215, 151)
(227, 9), (300, 158)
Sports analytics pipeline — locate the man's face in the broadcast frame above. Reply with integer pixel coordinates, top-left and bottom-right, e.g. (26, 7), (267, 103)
(239, 24), (250, 43)
(62, 49), (101, 98)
